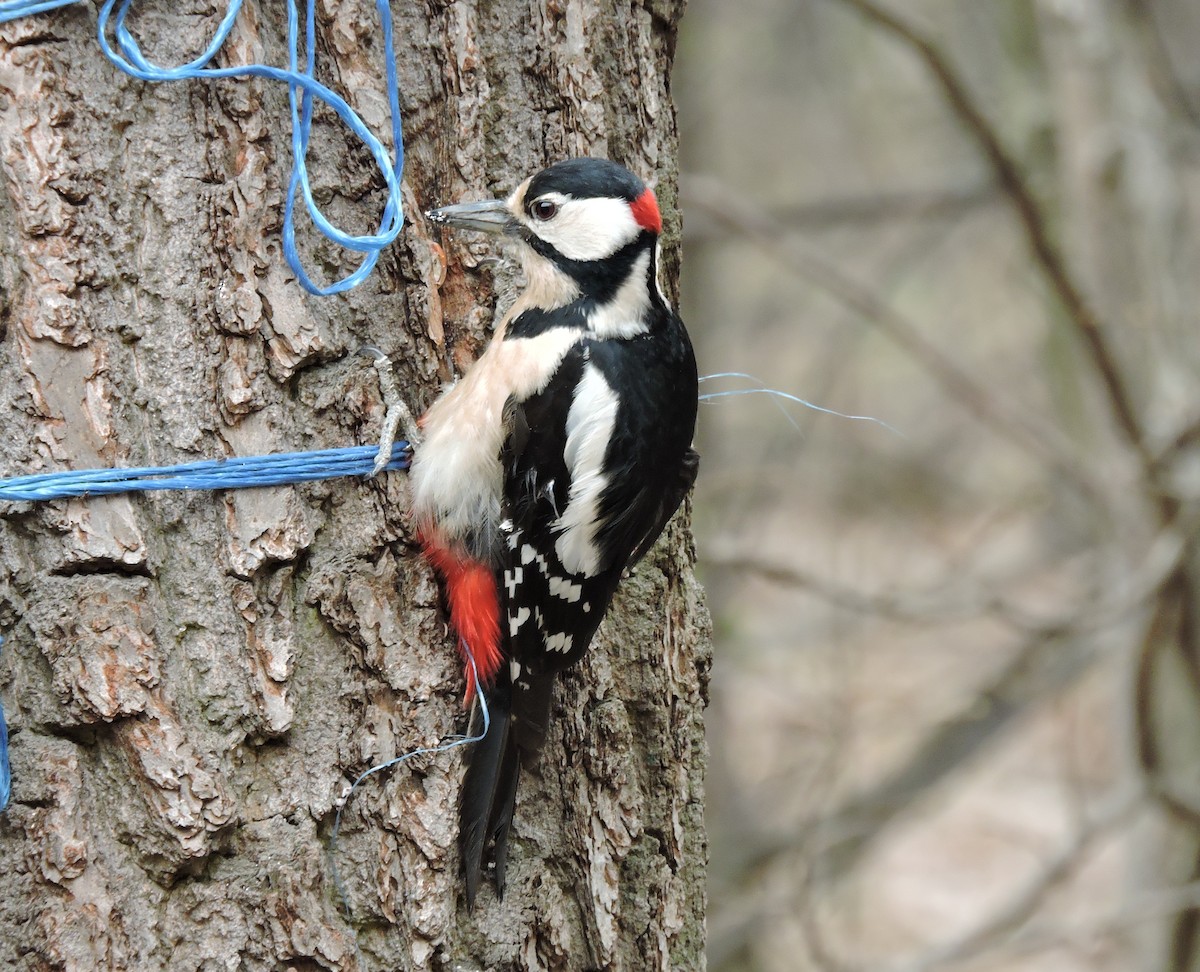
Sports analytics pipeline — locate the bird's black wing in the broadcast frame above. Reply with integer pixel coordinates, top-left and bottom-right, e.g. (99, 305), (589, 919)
(461, 341), (598, 903)
(586, 320), (700, 572)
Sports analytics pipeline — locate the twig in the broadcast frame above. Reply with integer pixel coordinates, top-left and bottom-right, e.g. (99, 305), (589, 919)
(1124, 0), (1200, 133)
(1133, 566), (1200, 829)
(994, 877), (1200, 964)
(682, 181), (997, 240)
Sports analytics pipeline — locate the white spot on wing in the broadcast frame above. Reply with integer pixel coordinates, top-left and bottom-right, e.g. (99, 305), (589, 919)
(505, 566), (524, 599)
(548, 574), (582, 603)
(545, 632), (573, 653)
(554, 363), (619, 576)
(509, 606), (530, 636)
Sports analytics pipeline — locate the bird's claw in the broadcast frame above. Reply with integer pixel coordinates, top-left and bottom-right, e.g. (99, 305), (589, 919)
(358, 346), (420, 477)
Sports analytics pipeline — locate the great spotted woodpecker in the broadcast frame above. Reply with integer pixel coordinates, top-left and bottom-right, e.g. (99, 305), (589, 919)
(411, 158), (699, 905)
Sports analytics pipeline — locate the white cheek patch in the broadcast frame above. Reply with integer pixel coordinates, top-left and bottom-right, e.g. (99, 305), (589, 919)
(530, 196), (643, 262)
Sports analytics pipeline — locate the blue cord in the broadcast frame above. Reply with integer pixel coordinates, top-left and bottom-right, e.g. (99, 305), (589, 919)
(0, 443), (409, 502)
(0, 439), (410, 815)
(0, 0), (75, 16)
(0, 0), (405, 295)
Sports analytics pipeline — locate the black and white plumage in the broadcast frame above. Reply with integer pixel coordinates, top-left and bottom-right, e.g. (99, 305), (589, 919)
(411, 158), (699, 905)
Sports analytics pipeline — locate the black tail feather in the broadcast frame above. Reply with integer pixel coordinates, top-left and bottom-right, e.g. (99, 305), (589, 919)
(487, 738), (521, 899)
(459, 670), (557, 906)
(461, 676), (513, 908)
(510, 670), (555, 762)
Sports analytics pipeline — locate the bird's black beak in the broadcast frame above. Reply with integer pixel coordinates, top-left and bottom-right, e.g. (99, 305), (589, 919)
(426, 198), (515, 235)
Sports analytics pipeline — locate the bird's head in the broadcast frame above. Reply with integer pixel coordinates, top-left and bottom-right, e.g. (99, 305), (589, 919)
(426, 158), (663, 306)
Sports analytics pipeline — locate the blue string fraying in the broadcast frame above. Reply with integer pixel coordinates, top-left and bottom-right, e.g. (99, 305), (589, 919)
(699, 372), (904, 438)
(0, 0), (405, 296)
(0, 443), (410, 502)
(328, 651), (491, 922)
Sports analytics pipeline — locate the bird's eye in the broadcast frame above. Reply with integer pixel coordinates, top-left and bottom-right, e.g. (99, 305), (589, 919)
(531, 199), (558, 221)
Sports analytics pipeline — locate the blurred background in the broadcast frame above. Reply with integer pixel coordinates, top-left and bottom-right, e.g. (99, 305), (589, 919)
(672, 1), (1200, 970)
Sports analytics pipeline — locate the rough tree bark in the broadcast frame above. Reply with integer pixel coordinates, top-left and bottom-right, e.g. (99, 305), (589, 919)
(0, 1), (709, 969)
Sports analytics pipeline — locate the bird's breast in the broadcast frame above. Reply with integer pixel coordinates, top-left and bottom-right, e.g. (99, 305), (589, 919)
(408, 327), (583, 561)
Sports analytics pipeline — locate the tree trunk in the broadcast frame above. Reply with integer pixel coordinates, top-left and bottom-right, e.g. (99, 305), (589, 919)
(0, 2), (709, 970)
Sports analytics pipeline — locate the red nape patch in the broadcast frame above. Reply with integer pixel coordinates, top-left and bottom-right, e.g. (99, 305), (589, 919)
(421, 537), (503, 706)
(630, 188), (662, 235)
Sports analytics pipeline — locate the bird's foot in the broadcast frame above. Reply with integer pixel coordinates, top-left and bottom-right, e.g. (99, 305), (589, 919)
(358, 346), (420, 476)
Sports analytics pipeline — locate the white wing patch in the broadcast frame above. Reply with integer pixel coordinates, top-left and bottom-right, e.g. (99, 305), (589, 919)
(521, 543), (549, 574)
(554, 363), (619, 576)
(509, 606), (530, 636)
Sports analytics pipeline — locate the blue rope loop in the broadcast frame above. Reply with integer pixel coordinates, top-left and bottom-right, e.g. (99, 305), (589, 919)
(0, 0), (405, 295)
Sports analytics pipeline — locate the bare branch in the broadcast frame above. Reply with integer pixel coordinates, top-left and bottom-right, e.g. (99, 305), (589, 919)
(827, 0), (1163, 506)
(1134, 565), (1200, 828)
(809, 632), (1102, 881)
(682, 181), (998, 240)
(1125, 0), (1200, 132)
(996, 878), (1200, 965)
(705, 516), (1190, 642)
(889, 787), (1144, 972)
(708, 626), (1105, 968)
(681, 173), (1114, 512)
